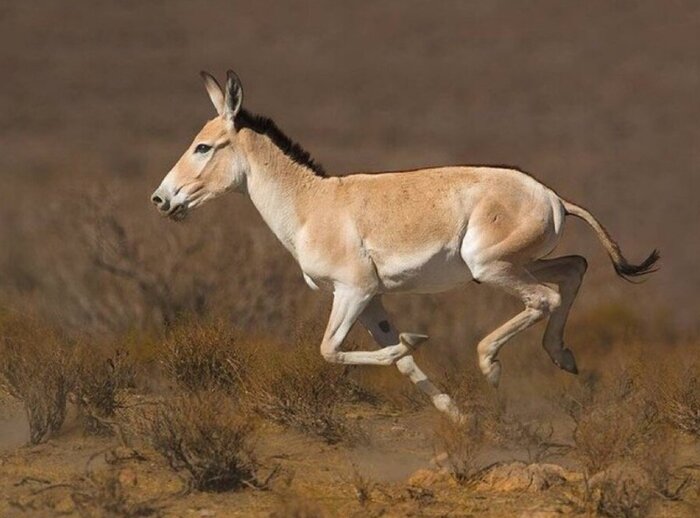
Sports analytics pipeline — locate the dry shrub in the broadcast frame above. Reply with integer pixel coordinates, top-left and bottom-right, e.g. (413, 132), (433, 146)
(493, 411), (570, 463)
(560, 372), (660, 475)
(0, 312), (73, 444)
(71, 467), (160, 517)
(72, 346), (135, 435)
(348, 463), (375, 506)
(659, 375), (700, 437)
(594, 472), (654, 518)
(430, 365), (507, 483)
(443, 364), (568, 467)
(246, 335), (358, 445)
(587, 445), (691, 518)
(648, 357), (700, 437)
(442, 363), (499, 425)
(567, 451), (692, 518)
(159, 318), (245, 393)
(574, 404), (646, 475)
(559, 363), (694, 517)
(158, 321), (360, 444)
(143, 392), (259, 492)
(433, 415), (485, 484)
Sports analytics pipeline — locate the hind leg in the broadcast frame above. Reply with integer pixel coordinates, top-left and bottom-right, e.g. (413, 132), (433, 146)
(471, 261), (562, 387)
(526, 255), (587, 374)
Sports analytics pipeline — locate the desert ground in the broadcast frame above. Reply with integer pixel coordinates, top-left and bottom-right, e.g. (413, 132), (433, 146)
(0, 317), (698, 517)
(1, 2), (699, 517)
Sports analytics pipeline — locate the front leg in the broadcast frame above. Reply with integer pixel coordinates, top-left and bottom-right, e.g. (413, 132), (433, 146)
(320, 287), (421, 366)
(359, 297), (464, 422)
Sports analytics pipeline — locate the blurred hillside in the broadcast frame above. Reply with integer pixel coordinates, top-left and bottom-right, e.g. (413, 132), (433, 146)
(0, 1), (698, 341)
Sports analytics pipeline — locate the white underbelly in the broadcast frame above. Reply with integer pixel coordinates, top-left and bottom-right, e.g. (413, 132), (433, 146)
(373, 243), (472, 294)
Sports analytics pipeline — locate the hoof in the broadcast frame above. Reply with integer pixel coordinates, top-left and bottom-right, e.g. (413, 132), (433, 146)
(485, 360), (502, 388)
(432, 393), (465, 423)
(554, 348), (579, 375)
(399, 332), (429, 350)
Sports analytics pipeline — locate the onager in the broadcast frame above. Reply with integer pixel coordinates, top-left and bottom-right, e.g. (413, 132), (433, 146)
(152, 71), (659, 420)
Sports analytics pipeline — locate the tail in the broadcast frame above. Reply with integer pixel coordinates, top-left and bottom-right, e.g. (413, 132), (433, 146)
(561, 199), (660, 282)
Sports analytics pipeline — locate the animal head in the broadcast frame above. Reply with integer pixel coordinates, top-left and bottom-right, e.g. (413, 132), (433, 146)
(151, 70), (248, 220)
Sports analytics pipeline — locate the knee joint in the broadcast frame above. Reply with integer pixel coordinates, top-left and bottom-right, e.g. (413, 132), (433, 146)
(396, 357), (416, 376)
(526, 289), (561, 314)
(321, 352), (338, 363)
(320, 345), (341, 363)
(548, 291), (562, 312)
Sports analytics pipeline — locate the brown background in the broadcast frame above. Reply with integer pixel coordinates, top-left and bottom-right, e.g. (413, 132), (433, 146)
(0, 1), (698, 341)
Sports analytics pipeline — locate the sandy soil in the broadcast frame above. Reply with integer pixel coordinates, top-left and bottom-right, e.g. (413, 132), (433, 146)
(1, 400), (697, 517)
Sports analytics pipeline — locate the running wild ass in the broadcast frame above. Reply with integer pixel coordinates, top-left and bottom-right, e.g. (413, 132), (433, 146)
(151, 71), (659, 420)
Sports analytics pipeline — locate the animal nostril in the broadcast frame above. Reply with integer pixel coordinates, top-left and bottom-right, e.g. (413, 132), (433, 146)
(152, 195), (163, 205)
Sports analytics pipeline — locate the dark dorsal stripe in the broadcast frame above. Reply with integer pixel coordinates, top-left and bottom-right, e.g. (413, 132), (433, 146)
(235, 109), (326, 177)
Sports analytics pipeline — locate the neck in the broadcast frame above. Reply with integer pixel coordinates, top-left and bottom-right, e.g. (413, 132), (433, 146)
(240, 128), (324, 258)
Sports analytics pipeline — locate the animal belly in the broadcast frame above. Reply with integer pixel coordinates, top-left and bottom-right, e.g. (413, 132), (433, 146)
(374, 245), (472, 293)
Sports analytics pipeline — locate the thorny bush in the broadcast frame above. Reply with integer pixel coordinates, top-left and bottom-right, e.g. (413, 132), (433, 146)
(144, 392), (260, 492)
(0, 312), (73, 444)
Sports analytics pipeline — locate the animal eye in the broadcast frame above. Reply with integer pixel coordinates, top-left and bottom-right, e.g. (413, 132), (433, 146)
(194, 144), (212, 154)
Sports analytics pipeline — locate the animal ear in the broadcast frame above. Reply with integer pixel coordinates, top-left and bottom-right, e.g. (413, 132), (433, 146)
(223, 70), (243, 127)
(200, 71), (224, 116)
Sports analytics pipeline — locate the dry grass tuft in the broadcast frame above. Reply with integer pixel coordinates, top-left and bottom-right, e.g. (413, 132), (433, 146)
(143, 392), (260, 492)
(649, 359), (700, 437)
(348, 463), (375, 506)
(558, 362), (693, 516)
(433, 415), (485, 484)
(429, 367), (501, 484)
(156, 322), (364, 444)
(441, 364), (500, 429)
(493, 411), (570, 463)
(594, 471), (654, 518)
(0, 312), (73, 444)
(560, 372), (661, 475)
(72, 346), (135, 436)
(585, 449), (690, 518)
(160, 318), (246, 394)
(246, 335), (360, 445)
(71, 467), (160, 517)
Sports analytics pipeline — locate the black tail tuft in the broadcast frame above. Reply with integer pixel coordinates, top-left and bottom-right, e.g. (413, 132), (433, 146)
(614, 248), (660, 282)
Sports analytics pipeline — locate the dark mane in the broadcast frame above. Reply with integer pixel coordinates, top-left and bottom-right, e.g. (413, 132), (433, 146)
(235, 109), (326, 177)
